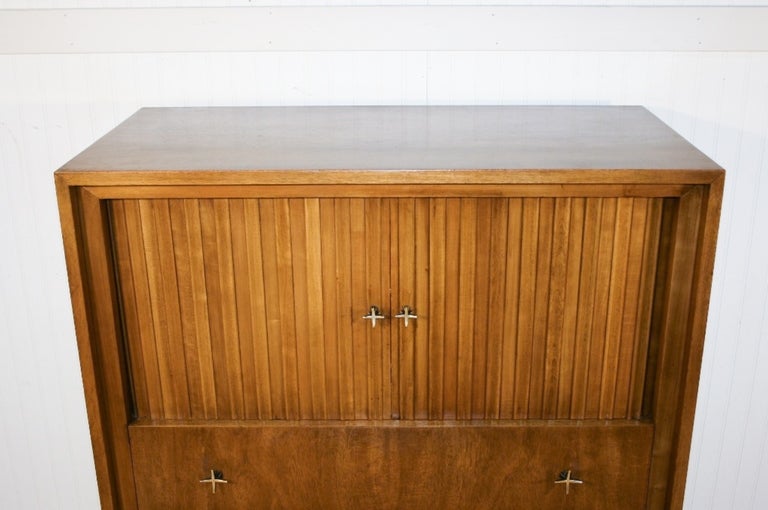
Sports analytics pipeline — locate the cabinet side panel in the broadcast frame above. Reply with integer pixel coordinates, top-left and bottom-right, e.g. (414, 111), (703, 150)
(56, 182), (122, 509)
(646, 188), (704, 509)
(76, 190), (138, 508)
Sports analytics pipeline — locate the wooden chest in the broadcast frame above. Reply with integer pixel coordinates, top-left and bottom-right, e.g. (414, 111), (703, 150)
(55, 106), (724, 509)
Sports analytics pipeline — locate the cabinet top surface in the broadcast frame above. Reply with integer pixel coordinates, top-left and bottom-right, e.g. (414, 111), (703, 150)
(57, 106), (722, 183)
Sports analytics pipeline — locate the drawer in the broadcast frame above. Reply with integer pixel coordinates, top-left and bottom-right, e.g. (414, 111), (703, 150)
(129, 421), (652, 509)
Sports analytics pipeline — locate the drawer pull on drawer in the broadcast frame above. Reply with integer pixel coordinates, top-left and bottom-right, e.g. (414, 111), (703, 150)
(362, 306), (386, 328)
(199, 469), (228, 494)
(554, 469), (583, 495)
(395, 306), (418, 327)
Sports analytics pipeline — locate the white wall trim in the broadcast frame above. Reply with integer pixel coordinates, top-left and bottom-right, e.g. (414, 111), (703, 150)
(1, 6), (768, 54)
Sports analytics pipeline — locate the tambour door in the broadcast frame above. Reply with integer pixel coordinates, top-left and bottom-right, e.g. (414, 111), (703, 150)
(111, 195), (662, 424)
(110, 197), (398, 422)
(392, 196), (663, 422)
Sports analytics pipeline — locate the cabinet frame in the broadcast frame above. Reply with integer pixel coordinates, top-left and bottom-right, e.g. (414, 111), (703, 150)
(56, 174), (723, 510)
(55, 105), (725, 509)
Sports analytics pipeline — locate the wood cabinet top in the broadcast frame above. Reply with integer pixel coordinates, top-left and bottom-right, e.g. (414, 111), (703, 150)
(57, 106), (722, 186)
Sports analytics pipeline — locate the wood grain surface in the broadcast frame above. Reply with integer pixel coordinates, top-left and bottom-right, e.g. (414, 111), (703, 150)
(57, 106), (722, 181)
(129, 421), (653, 510)
(111, 196), (662, 422)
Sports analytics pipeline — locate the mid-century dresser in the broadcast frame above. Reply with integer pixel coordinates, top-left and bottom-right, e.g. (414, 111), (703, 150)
(55, 106), (724, 509)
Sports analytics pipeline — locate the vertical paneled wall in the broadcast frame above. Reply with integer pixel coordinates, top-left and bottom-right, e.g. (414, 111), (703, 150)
(1, 3), (767, 509)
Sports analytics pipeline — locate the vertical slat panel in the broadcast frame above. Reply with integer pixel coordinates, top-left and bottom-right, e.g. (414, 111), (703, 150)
(228, 199), (259, 419)
(442, 198), (462, 419)
(141, 199), (190, 419)
(273, 199), (300, 419)
(202, 199), (244, 419)
(184, 199), (218, 420)
(134, 199), (169, 417)
(231, 198), (279, 419)
(529, 198), (554, 418)
(303, 198), (327, 419)
(386, 198), (400, 419)
(428, 198), (447, 420)
(613, 198), (648, 418)
(257, 199), (287, 419)
(630, 198), (663, 419)
(349, 198), (369, 419)
(557, 198), (585, 418)
(570, 198), (602, 419)
(585, 198), (616, 418)
(242, 199), (272, 420)
(198, 198), (230, 419)
(319, 199), (341, 420)
(109, 201), (151, 419)
(599, 197), (633, 418)
(288, 198), (313, 419)
(456, 198), (477, 420)
(397, 198), (415, 419)
(413, 198), (430, 420)
(514, 198), (539, 418)
(334, 199), (356, 420)
(365, 198), (386, 420)
(484, 198), (510, 419)
(381, 199), (394, 419)
(216, 199), (245, 419)
(168, 199), (210, 420)
(542, 197), (571, 418)
(471, 198), (492, 419)
(115, 200), (168, 419)
(499, 198), (522, 419)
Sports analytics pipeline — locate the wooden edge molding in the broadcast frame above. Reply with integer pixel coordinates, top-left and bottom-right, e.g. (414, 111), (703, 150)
(55, 169), (724, 187)
(55, 181), (137, 509)
(81, 183), (695, 200)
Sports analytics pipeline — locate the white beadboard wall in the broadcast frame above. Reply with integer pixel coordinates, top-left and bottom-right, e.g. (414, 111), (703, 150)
(1, 3), (768, 509)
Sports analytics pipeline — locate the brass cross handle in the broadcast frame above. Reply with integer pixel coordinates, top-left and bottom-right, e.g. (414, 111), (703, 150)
(554, 470), (583, 495)
(395, 306), (418, 327)
(199, 469), (228, 494)
(362, 306), (386, 328)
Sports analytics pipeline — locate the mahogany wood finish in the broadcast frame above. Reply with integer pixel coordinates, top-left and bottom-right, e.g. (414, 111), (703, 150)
(55, 106), (724, 509)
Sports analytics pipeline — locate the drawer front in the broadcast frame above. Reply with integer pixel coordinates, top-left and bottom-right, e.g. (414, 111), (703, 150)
(129, 422), (652, 510)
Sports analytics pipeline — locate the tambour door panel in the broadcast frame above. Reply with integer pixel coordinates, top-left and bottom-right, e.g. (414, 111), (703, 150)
(109, 197), (396, 421)
(129, 421), (653, 510)
(112, 195), (664, 423)
(394, 197), (663, 421)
